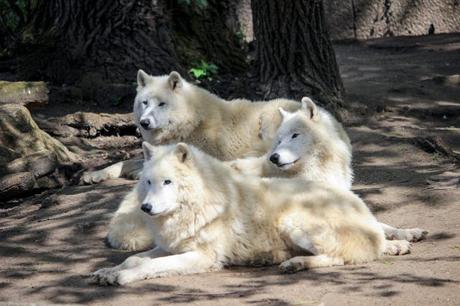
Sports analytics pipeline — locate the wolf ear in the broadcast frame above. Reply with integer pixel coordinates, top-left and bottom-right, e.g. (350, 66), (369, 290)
(278, 107), (291, 120)
(142, 142), (156, 161)
(174, 142), (192, 163)
(174, 143), (190, 163)
(301, 97), (319, 121)
(137, 69), (152, 88)
(168, 71), (183, 91)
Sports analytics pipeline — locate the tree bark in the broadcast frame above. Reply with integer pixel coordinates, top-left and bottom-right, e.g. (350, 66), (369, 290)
(17, 0), (247, 84)
(20, 0), (181, 84)
(0, 104), (77, 165)
(251, 0), (345, 110)
(168, 0), (248, 74)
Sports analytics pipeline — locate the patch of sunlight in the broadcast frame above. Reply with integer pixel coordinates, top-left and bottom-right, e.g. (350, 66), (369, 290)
(436, 101), (460, 107)
(387, 96), (412, 102)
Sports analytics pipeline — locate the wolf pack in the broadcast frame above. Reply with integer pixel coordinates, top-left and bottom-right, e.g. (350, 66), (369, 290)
(86, 70), (428, 286)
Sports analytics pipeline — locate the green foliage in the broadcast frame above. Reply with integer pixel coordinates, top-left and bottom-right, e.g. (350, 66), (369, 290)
(178, 0), (208, 9)
(189, 61), (218, 80)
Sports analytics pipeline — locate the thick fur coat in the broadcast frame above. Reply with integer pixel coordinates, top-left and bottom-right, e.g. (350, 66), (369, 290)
(91, 143), (411, 286)
(81, 70), (301, 185)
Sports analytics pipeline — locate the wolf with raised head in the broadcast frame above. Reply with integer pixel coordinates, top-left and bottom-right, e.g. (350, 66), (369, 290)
(91, 143), (412, 286)
(228, 97), (353, 189)
(229, 97), (428, 242)
(106, 96), (427, 251)
(81, 70), (302, 184)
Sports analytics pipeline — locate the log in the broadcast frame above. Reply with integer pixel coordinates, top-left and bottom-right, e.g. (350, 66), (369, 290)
(0, 81), (49, 106)
(36, 112), (136, 138)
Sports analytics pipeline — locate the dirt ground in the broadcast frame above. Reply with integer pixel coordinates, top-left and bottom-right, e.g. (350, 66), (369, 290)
(1, 34), (460, 305)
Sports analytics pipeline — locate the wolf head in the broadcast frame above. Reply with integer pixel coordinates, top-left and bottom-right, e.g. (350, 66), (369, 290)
(138, 142), (193, 216)
(138, 142), (227, 218)
(138, 142), (229, 250)
(134, 70), (197, 144)
(268, 97), (322, 170)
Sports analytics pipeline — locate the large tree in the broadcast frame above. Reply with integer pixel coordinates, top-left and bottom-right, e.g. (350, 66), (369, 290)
(15, 0), (246, 84)
(251, 0), (344, 110)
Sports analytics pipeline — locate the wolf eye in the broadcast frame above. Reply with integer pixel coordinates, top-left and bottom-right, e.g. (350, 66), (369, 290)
(147, 180), (151, 185)
(142, 100), (148, 105)
(291, 133), (299, 139)
(163, 179), (172, 185)
(158, 102), (166, 107)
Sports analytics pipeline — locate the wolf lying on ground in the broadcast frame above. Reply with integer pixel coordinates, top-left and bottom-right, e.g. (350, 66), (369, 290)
(228, 98), (428, 243)
(81, 70), (304, 184)
(91, 142), (413, 286)
(228, 97), (353, 189)
(106, 97), (427, 252)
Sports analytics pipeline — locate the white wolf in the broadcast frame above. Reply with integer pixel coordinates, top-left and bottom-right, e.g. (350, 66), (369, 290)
(106, 97), (427, 252)
(228, 97), (353, 189)
(81, 70), (301, 184)
(91, 142), (412, 286)
(229, 97), (428, 242)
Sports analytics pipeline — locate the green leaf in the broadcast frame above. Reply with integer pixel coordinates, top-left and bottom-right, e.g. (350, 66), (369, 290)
(189, 68), (206, 79)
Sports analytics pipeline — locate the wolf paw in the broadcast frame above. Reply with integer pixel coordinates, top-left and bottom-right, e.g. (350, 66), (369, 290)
(81, 170), (112, 185)
(90, 267), (120, 286)
(279, 258), (304, 274)
(90, 267), (135, 286)
(389, 228), (428, 242)
(384, 240), (411, 256)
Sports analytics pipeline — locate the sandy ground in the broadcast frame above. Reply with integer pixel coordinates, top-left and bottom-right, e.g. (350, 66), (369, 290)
(1, 34), (460, 305)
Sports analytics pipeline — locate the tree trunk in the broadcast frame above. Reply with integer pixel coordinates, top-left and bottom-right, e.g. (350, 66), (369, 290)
(251, 0), (345, 111)
(17, 0), (247, 85)
(168, 0), (248, 74)
(19, 0), (182, 84)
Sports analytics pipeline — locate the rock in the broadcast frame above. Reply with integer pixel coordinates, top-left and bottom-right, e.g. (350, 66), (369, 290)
(0, 172), (37, 201)
(0, 81), (48, 106)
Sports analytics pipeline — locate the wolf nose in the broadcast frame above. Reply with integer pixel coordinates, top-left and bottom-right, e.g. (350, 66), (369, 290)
(140, 119), (150, 129)
(270, 153), (280, 165)
(141, 203), (152, 213)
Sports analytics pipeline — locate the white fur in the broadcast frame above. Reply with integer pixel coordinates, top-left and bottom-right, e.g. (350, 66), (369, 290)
(82, 70), (302, 184)
(228, 98), (427, 242)
(230, 98), (353, 190)
(105, 95), (426, 252)
(91, 143), (395, 286)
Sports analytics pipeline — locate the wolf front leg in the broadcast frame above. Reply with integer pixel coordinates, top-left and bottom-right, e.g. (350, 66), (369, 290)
(92, 249), (217, 286)
(81, 159), (144, 184)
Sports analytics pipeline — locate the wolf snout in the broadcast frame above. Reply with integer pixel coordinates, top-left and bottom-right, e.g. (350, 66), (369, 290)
(140, 119), (151, 129)
(141, 203), (152, 213)
(270, 153), (280, 165)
